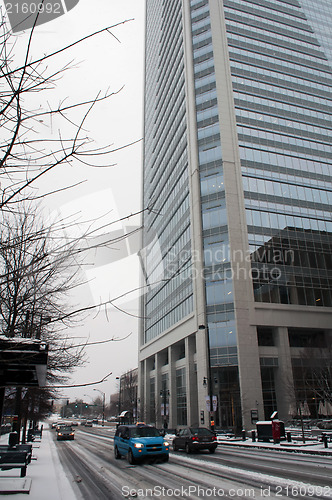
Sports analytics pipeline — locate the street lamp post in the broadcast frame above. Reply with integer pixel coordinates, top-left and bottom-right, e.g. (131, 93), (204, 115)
(93, 389), (105, 426)
(199, 324), (215, 431)
(160, 383), (169, 431)
(116, 376), (121, 416)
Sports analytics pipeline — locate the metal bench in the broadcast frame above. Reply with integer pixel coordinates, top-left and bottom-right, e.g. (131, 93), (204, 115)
(0, 450), (29, 477)
(0, 444), (32, 463)
(28, 428), (42, 440)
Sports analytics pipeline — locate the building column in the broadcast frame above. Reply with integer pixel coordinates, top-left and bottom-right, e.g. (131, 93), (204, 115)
(275, 326), (296, 421)
(137, 360), (144, 422)
(142, 359), (149, 423)
(196, 327), (210, 428)
(185, 335), (198, 426)
(155, 352), (162, 428)
(169, 345), (177, 428)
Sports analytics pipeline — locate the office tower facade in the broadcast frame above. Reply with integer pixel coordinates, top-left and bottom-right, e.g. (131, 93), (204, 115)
(139, 0), (332, 430)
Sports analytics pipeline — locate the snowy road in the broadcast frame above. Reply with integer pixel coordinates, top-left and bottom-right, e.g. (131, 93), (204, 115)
(54, 427), (332, 500)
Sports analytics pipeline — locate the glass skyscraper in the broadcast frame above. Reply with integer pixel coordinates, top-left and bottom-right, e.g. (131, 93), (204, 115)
(139, 0), (332, 430)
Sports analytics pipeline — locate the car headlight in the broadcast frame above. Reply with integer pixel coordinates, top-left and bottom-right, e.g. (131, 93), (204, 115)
(134, 442), (144, 448)
(163, 441), (170, 447)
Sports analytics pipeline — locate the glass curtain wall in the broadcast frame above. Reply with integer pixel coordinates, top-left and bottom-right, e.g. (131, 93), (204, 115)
(142, 0), (194, 344)
(223, 0), (332, 306)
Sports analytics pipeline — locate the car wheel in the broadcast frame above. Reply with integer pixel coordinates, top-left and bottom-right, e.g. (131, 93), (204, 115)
(209, 447), (216, 454)
(185, 443), (191, 454)
(172, 442), (179, 452)
(114, 446), (121, 459)
(128, 448), (136, 465)
(163, 455), (169, 462)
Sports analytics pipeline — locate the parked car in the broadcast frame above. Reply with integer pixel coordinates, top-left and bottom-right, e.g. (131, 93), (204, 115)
(172, 427), (217, 454)
(56, 426), (75, 441)
(114, 424), (170, 464)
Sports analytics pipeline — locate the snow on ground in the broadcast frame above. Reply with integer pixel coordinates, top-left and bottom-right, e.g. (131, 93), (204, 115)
(172, 452), (332, 500)
(0, 426), (330, 498)
(216, 436), (332, 454)
(0, 426), (81, 499)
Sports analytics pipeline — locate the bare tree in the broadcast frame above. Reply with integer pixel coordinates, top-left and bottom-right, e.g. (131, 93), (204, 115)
(0, 8), (146, 435)
(0, 204), (86, 382)
(120, 369), (138, 419)
(0, 10), (134, 209)
(297, 346), (332, 409)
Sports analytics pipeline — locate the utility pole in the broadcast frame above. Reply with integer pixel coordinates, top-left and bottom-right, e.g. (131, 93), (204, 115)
(116, 376), (122, 416)
(93, 389), (105, 426)
(160, 382), (169, 431)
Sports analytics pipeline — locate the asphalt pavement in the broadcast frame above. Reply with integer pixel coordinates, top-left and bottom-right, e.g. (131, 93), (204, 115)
(0, 426), (331, 498)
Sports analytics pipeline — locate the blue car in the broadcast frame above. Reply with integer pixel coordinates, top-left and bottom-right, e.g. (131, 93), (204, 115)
(114, 424), (170, 464)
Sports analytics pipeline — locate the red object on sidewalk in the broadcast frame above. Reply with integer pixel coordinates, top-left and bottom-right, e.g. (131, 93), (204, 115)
(272, 420), (281, 443)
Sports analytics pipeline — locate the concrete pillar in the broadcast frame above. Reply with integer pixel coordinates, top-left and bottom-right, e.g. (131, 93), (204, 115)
(155, 353), (162, 428)
(275, 326), (296, 421)
(196, 327), (210, 428)
(144, 357), (155, 424)
(185, 335), (198, 426)
(142, 359), (149, 423)
(137, 360), (144, 422)
(169, 345), (177, 428)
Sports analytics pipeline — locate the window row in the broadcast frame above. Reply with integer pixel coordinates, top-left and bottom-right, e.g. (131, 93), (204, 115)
(242, 177), (331, 205)
(232, 76), (332, 110)
(145, 295), (193, 342)
(234, 95), (332, 129)
(231, 61), (331, 94)
(246, 208), (332, 233)
(239, 146), (332, 178)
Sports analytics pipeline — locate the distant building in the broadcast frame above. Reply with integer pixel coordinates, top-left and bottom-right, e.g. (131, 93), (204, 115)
(139, 0), (332, 430)
(118, 368), (138, 420)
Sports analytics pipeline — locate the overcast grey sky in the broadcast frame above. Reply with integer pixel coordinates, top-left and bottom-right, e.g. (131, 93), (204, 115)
(9, 0), (146, 405)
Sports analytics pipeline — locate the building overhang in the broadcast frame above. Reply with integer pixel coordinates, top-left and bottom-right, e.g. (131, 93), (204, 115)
(0, 337), (48, 387)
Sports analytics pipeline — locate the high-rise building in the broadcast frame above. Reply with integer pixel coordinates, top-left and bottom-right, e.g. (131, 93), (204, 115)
(139, 0), (332, 430)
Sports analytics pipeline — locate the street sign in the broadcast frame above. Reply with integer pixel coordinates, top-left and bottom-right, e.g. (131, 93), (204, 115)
(206, 396), (218, 412)
(161, 403), (169, 416)
(251, 409), (259, 424)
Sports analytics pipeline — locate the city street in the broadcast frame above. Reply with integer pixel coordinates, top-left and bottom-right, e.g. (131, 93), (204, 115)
(54, 426), (332, 500)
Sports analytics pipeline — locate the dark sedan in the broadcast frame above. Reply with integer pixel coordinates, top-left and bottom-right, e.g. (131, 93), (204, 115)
(56, 426), (75, 441)
(172, 427), (217, 454)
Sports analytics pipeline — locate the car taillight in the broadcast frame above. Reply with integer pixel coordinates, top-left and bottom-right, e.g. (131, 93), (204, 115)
(191, 436), (199, 441)
(212, 436), (217, 441)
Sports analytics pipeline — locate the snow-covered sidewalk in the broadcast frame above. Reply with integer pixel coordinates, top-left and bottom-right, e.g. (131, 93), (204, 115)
(0, 427), (81, 499)
(216, 436), (332, 455)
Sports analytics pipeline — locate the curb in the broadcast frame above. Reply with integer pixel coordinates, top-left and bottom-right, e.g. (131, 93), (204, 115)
(217, 441), (332, 456)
